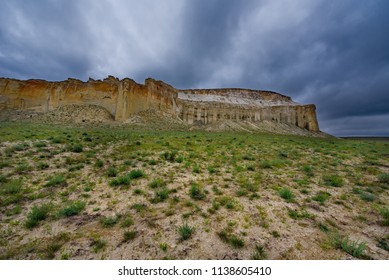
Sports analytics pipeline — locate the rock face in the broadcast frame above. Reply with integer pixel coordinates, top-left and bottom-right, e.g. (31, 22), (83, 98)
(0, 76), (320, 132)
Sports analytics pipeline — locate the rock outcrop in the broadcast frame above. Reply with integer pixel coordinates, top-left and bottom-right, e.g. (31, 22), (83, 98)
(0, 76), (320, 132)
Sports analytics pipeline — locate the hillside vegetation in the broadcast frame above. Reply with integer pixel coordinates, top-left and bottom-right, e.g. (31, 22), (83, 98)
(0, 122), (388, 259)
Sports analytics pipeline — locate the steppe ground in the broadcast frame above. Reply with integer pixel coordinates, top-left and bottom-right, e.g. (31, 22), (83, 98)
(0, 122), (388, 260)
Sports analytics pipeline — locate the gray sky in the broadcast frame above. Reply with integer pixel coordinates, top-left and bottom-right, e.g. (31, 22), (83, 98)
(1, 0), (388, 136)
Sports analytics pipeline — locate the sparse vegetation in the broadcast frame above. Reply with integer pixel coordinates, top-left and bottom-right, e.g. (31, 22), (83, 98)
(44, 175), (66, 187)
(279, 187), (294, 202)
(323, 174), (344, 187)
(189, 182), (206, 200)
(0, 122), (388, 260)
(25, 204), (51, 228)
(177, 223), (194, 241)
(123, 230), (138, 242)
(57, 200), (86, 217)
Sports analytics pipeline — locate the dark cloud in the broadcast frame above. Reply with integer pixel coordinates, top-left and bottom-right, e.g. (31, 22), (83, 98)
(0, 0), (388, 136)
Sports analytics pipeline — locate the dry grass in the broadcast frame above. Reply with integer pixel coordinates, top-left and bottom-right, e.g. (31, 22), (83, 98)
(0, 121), (388, 260)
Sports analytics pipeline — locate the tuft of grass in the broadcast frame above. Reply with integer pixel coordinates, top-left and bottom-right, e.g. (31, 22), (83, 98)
(33, 141), (47, 148)
(177, 223), (194, 241)
(303, 165), (314, 177)
(359, 191), (375, 202)
(217, 230), (245, 248)
(110, 174), (131, 187)
(151, 187), (170, 203)
(121, 216), (134, 227)
(251, 244), (267, 260)
(25, 204), (51, 229)
(91, 238), (106, 253)
(323, 174), (344, 187)
(380, 207), (389, 226)
(288, 209), (312, 220)
(0, 173), (7, 183)
(378, 173), (389, 184)
(129, 169), (145, 179)
(69, 143), (83, 153)
(192, 164), (201, 174)
(259, 160), (272, 169)
(131, 203), (147, 212)
(1, 179), (22, 195)
(312, 191), (331, 204)
(37, 162), (49, 170)
(44, 175), (66, 187)
(160, 243), (168, 252)
(341, 238), (367, 258)
(189, 183), (205, 200)
(123, 230), (138, 242)
(229, 235), (245, 248)
(95, 159), (104, 168)
(57, 201), (86, 217)
(279, 188), (294, 202)
(106, 167), (118, 177)
(149, 178), (166, 189)
(100, 216), (119, 227)
(161, 150), (177, 162)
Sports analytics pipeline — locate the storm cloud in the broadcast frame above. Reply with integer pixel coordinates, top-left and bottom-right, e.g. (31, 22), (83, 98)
(0, 0), (388, 136)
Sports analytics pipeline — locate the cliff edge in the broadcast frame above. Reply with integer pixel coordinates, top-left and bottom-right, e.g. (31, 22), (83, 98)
(0, 76), (321, 134)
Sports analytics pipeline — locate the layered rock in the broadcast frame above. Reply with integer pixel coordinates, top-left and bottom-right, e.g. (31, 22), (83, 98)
(0, 76), (320, 132)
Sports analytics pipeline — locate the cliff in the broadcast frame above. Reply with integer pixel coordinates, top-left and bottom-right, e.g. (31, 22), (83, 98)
(0, 76), (320, 132)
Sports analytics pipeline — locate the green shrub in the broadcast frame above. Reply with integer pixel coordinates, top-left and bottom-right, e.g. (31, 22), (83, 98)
(33, 141), (47, 148)
(0, 174), (7, 183)
(37, 162), (49, 170)
(341, 238), (366, 258)
(323, 175), (344, 187)
(91, 238), (106, 253)
(160, 243), (168, 251)
(177, 223), (194, 241)
(15, 163), (32, 174)
(259, 160), (272, 169)
(0, 161), (11, 169)
(240, 181), (259, 193)
(217, 230), (244, 248)
(380, 207), (389, 226)
(121, 216), (134, 227)
(152, 187), (170, 203)
(100, 216), (119, 227)
(251, 244), (267, 260)
(359, 191), (375, 202)
(25, 204), (51, 228)
(44, 175), (66, 187)
(378, 173), (389, 184)
(288, 209), (311, 220)
(58, 201), (86, 217)
(129, 169), (145, 179)
(106, 167), (118, 177)
(110, 174), (131, 186)
(123, 231), (138, 242)
(1, 179), (22, 195)
(312, 191), (331, 204)
(303, 165), (314, 177)
(131, 203), (147, 212)
(192, 165), (201, 173)
(162, 151), (177, 162)
(229, 235), (245, 248)
(149, 178), (166, 189)
(70, 144), (83, 153)
(279, 188), (294, 202)
(12, 143), (29, 151)
(95, 159), (104, 168)
(189, 183), (205, 200)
